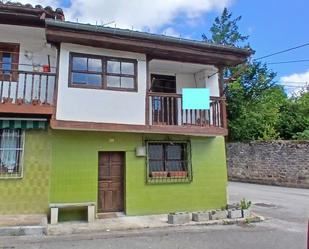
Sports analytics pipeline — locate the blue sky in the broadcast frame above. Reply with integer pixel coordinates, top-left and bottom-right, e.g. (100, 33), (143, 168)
(23, 0), (309, 92)
(159, 0), (309, 84)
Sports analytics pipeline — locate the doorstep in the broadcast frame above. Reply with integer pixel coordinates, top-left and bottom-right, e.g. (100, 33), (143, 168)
(0, 215), (47, 236)
(47, 212), (264, 236)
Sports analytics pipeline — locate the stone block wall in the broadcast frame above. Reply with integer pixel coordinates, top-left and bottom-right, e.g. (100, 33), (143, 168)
(227, 141), (309, 188)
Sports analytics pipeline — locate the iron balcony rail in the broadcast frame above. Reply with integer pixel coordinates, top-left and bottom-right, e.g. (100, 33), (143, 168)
(148, 92), (227, 128)
(0, 69), (56, 106)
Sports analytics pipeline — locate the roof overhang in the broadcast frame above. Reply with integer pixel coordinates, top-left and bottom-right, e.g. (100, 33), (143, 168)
(0, 3), (64, 27)
(45, 19), (252, 67)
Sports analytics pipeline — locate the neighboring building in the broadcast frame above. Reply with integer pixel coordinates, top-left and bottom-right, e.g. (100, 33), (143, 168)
(0, 3), (251, 219)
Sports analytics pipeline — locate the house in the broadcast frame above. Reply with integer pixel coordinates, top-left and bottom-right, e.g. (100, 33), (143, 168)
(0, 3), (251, 221)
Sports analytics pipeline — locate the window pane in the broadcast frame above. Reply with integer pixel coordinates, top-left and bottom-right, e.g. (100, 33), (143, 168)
(72, 73), (101, 86)
(72, 57), (87, 71)
(72, 72), (87, 84)
(121, 77), (134, 89)
(0, 129), (22, 175)
(166, 145), (183, 160)
(2, 53), (12, 72)
(107, 76), (121, 88)
(149, 161), (164, 173)
(121, 62), (134, 75)
(88, 58), (102, 72)
(148, 144), (163, 159)
(107, 61), (120, 74)
(166, 161), (184, 171)
(87, 74), (102, 86)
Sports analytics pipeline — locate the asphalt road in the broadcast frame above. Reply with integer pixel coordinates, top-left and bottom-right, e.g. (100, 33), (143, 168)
(1, 182), (308, 249)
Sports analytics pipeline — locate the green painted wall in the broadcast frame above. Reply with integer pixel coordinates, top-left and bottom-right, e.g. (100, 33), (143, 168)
(50, 131), (227, 216)
(0, 130), (52, 214)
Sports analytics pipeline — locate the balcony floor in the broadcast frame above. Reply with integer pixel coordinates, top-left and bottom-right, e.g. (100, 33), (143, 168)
(0, 102), (53, 115)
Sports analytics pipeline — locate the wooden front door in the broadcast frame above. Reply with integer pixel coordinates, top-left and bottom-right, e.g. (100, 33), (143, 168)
(98, 152), (124, 213)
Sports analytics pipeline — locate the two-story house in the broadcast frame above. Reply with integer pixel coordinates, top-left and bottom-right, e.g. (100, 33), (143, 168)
(0, 3), (251, 221)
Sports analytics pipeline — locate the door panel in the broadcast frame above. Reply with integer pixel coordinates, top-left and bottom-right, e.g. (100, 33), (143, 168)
(98, 152), (124, 213)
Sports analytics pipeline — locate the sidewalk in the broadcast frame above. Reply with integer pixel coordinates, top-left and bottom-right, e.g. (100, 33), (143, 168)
(0, 213), (264, 236)
(47, 213), (264, 236)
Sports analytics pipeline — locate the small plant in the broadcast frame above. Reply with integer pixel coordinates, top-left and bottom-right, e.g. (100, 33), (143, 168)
(239, 198), (251, 210)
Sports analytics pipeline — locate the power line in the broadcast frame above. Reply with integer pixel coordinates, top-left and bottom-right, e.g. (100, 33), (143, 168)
(267, 59), (309, 65)
(254, 43), (309, 61)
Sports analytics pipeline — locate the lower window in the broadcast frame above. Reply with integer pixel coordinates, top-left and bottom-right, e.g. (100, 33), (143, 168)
(146, 141), (192, 183)
(0, 129), (24, 178)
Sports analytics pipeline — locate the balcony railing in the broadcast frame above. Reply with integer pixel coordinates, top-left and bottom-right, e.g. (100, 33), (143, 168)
(0, 69), (56, 108)
(148, 92), (227, 129)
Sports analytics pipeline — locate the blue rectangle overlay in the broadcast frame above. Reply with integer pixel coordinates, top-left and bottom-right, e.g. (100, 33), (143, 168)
(182, 88), (210, 110)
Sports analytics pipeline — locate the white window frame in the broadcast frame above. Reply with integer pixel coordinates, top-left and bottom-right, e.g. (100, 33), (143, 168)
(0, 129), (25, 179)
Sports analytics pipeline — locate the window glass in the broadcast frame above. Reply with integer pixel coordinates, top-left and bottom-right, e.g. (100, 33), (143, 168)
(88, 58), (102, 72)
(72, 57), (87, 71)
(70, 54), (136, 91)
(149, 161), (164, 172)
(166, 144), (182, 160)
(147, 142), (190, 182)
(107, 76), (121, 88)
(121, 77), (134, 89)
(0, 129), (23, 178)
(148, 144), (163, 159)
(121, 62), (134, 75)
(72, 73), (101, 86)
(2, 53), (12, 73)
(107, 61), (120, 74)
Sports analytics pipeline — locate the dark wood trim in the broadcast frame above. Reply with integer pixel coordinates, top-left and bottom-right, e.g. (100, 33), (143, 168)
(0, 103), (53, 115)
(50, 119), (228, 137)
(68, 52), (138, 92)
(145, 55), (151, 125)
(46, 28), (248, 67)
(218, 66), (227, 129)
(0, 42), (20, 82)
(52, 43), (61, 120)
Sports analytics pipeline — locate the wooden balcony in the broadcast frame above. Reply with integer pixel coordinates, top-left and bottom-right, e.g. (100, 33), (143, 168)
(0, 70), (56, 115)
(147, 92), (227, 135)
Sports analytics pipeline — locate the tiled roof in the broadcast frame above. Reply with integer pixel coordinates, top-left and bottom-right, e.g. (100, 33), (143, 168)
(0, 1), (64, 20)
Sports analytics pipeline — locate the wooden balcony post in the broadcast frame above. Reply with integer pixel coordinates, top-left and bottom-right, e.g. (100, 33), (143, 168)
(218, 66), (227, 129)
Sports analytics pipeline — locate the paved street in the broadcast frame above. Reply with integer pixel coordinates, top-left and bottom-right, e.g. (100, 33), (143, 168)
(0, 182), (308, 249)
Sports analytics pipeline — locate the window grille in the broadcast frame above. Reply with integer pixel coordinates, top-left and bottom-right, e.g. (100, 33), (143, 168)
(0, 129), (24, 178)
(146, 141), (192, 184)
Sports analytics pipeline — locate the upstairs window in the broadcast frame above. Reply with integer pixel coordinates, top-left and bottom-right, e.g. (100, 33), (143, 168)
(0, 129), (24, 178)
(0, 43), (19, 82)
(69, 53), (137, 91)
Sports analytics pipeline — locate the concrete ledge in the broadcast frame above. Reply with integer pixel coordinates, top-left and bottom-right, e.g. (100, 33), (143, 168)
(0, 226), (46, 236)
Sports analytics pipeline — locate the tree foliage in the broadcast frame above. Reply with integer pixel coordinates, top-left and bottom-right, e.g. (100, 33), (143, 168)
(202, 8), (248, 47)
(204, 8), (309, 141)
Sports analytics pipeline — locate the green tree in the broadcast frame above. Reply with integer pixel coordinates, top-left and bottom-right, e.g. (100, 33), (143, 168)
(204, 8), (288, 141)
(202, 8), (248, 47)
(277, 92), (309, 139)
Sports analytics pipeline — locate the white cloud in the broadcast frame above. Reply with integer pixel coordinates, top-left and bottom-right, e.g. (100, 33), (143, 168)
(280, 69), (309, 85)
(162, 27), (180, 37)
(17, 0), (231, 31)
(280, 69), (309, 96)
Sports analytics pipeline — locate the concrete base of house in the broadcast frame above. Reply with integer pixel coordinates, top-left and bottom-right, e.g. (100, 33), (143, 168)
(0, 213), (264, 237)
(0, 215), (47, 236)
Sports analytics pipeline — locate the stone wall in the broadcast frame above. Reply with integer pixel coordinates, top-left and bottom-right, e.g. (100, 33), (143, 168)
(227, 141), (309, 188)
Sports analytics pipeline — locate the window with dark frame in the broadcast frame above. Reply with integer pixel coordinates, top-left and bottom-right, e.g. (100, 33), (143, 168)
(0, 129), (24, 178)
(69, 53), (137, 91)
(147, 141), (192, 183)
(0, 43), (20, 82)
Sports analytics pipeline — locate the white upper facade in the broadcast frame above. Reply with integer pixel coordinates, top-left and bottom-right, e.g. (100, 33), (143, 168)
(0, 23), (221, 126)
